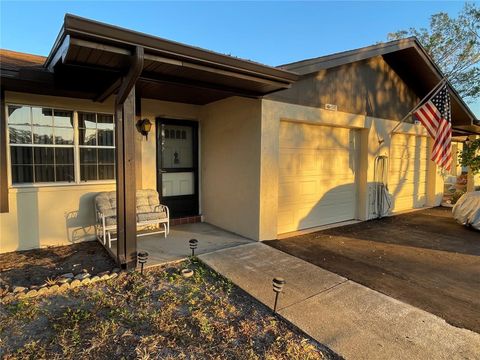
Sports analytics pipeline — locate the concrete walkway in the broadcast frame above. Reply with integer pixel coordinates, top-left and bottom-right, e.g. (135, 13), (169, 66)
(199, 243), (480, 360)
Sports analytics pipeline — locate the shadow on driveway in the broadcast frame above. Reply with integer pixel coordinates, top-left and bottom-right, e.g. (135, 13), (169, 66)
(266, 207), (480, 333)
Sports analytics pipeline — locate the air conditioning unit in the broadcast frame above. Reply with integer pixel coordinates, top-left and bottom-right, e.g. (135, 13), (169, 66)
(325, 103), (337, 111)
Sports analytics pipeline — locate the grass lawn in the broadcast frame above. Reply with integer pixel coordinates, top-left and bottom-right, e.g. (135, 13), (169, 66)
(0, 259), (332, 359)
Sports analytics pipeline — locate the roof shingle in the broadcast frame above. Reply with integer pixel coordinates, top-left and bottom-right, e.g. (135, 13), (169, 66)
(0, 49), (46, 70)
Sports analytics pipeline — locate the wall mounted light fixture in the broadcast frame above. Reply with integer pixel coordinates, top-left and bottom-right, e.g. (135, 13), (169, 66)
(136, 119), (152, 140)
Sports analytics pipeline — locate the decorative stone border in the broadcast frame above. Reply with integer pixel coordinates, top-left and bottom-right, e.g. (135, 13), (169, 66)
(0, 268), (128, 302)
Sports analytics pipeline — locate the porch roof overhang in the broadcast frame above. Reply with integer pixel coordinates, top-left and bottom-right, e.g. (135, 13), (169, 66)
(281, 38), (480, 135)
(34, 14), (298, 104)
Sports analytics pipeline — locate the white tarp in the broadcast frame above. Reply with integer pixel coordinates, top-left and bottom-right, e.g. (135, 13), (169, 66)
(452, 191), (480, 231)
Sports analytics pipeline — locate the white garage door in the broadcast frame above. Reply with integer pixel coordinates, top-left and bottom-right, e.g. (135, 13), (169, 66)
(389, 134), (429, 212)
(278, 122), (358, 234)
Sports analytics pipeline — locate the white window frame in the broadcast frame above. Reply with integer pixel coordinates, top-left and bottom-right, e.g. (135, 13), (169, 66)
(6, 103), (116, 188)
(78, 111), (116, 183)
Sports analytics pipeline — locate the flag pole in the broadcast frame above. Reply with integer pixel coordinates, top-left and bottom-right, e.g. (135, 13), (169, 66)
(388, 77), (448, 136)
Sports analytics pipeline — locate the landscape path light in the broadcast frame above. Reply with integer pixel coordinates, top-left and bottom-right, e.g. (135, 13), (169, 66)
(272, 277), (286, 314)
(189, 239), (198, 257)
(137, 251), (149, 275)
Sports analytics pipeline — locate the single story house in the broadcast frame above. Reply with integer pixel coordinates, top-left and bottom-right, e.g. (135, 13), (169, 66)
(1, 14), (479, 268)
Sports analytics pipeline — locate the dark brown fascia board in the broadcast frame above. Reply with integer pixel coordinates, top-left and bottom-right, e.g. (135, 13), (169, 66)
(45, 14), (298, 85)
(62, 38), (291, 89)
(453, 124), (480, 135)
(281, 37), (419, 73)
(46, 34), (70, 71)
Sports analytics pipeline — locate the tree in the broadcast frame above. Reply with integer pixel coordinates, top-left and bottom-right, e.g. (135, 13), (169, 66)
(459, 137), (480, 175)
(388, 3), (480, 101)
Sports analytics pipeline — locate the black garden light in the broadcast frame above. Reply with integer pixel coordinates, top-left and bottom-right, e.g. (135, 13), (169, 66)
(137, 251), (149, 274)
(189, 239), (198, 257)
(272, 277), (286, 314)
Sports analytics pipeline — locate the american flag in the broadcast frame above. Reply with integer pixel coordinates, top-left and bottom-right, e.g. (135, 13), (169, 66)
(413, 84), (452, 171)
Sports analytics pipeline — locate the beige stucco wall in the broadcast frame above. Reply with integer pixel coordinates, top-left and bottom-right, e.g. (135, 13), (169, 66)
(1, 184), (116, 253)
(1, 92), (117, 253)
(259, 99), (444, 240)
(1, 93), (264, 252)
(200, 97), (262, 240)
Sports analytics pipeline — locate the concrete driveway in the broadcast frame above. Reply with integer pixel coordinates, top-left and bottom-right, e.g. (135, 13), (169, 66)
(267, 207), (480, 333)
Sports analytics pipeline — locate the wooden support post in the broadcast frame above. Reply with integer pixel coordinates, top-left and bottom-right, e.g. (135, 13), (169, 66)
(0, 89), (9, 213)
(115, 46), (144, 270)
(115, 87), (138, 269)
(135, 94), (143, 189)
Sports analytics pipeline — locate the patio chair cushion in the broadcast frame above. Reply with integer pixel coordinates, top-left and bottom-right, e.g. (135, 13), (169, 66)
(136, 189), (161, 214)
(137, 211), (168, 222)
(104, 216), (117, 226)
(95, 191), (117, 218)
(95, 189), (167, 224)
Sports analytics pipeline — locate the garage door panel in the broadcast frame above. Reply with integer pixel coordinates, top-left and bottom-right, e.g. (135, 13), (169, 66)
(279, 152), (317, 174)
(389, 171), (428, 184)
(278, 201), (355, 234)
(278, 122), (357, 234)
(280, 189), (356, 208)
(389, 183), (428, 198)
(294, 202), (355, 231)
(389, 134), (429, 212)
(389, 162), (428, 173)
(279, 149), (353, 177)
(391, 195), (427, 211)
(391, 135), (428, 147)
(279, 177), (355, 203)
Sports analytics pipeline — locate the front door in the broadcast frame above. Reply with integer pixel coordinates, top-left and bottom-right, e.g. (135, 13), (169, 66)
(156, 118), (199, 218)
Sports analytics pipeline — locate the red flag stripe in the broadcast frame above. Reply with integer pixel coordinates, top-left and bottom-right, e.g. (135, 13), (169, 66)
(425, 102), (442, 122)
(416, 106), (438, 135)
(414, 101), (441, 139)
(432, 122), (451, 167)
(432, 127), (450, 164)
(432, 121), (449, 155)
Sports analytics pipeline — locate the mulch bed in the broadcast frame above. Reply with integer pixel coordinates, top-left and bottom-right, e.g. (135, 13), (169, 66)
(0, 241), (116, 289)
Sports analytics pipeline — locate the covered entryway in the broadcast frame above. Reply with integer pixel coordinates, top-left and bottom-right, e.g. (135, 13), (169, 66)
(278, 121), (358, 234)
(389, 133), (429, 212)
(21, 14), (298, 269)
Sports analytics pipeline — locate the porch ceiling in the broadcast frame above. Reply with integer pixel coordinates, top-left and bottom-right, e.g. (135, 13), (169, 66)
(41, 14), (298, 104)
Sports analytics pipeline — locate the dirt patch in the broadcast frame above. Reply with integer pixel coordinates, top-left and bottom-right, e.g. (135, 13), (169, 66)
(0, 241), (115, 288)
(267, 207), (480, 334)
(0, 260), (335, 359)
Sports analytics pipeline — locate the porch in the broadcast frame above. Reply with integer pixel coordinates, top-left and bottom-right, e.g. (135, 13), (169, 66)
(111, 222), (252, 267)
(0, 14), (297, 265)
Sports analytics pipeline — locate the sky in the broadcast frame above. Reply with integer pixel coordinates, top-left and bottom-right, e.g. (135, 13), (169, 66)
(0, 1), (478, 116)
